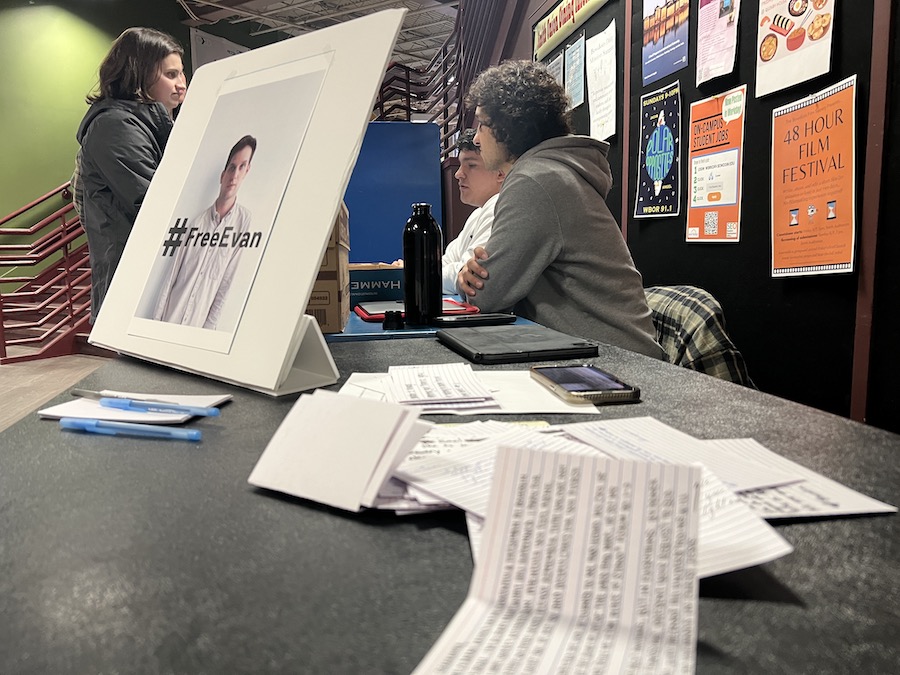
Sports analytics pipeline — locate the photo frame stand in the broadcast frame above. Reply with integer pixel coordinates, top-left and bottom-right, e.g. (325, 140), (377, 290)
(265, 315), (339, 396)
(85, 10), (407, 398)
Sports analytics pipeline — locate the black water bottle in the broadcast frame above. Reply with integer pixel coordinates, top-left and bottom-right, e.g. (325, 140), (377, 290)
(403, 202), (443, 325)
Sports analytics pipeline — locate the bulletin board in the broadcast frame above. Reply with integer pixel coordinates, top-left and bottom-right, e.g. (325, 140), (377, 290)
(537, 0), (878, 419)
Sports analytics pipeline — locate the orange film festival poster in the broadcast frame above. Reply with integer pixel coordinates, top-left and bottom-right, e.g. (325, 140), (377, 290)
(770, 75), (855, 277)
(687, 85), (746, 242)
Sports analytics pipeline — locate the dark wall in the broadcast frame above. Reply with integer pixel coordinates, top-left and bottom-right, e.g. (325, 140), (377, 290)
(538, 3), (627, 224)
(523, 1), (887, 422)
(623, 1), (868, 419)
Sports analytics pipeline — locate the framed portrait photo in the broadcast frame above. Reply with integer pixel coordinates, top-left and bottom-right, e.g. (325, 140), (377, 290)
(90, 10), (406, 395)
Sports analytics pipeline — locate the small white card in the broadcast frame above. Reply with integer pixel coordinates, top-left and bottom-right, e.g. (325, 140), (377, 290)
(248, 389), (427, 512)
(39, 390), (232, 424)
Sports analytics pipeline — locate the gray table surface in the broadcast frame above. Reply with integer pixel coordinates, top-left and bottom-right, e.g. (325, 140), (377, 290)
(1, 338), (897, 674)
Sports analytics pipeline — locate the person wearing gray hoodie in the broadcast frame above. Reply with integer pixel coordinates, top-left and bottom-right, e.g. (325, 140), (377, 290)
(457, 60), (663, 360)
(75, 27), (186, 320)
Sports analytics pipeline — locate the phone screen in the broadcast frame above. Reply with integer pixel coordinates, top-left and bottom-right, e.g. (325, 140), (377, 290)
(534, 366), (626, 392)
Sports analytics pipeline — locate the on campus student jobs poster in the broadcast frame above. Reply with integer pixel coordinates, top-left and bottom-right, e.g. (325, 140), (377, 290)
(686, 85), (746, 242)
(770, 76), (856, 277)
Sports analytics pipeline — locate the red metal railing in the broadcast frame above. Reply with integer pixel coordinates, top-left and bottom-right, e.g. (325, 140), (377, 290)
(0, 183), (92, 364)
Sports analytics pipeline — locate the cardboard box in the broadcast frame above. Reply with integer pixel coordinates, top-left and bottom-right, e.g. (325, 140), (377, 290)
(349, 263), (404, 306)
(306, 274), (349, 333)
(305, 203), (350, 333)
(320, 244), (346, 273)
(326, 201), (350, 249)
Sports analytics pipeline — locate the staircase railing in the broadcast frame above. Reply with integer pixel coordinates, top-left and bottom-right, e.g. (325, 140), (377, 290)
(0, 183), (93, 364)
(372, 0), (505, 158)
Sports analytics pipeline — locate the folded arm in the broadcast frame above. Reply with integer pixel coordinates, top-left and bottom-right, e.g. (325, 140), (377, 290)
(457, 175), (562, 312)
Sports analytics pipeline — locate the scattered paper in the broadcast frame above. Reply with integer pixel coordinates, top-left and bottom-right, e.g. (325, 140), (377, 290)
(564, 418), (801, 493)
(718, 438), (898, 519)
(561, 417), (794, 577)
(413, 446), (701, 674)
(396, 427), (596, 516)
(340, 371), (602, 415)
(385, 363), (493, 406)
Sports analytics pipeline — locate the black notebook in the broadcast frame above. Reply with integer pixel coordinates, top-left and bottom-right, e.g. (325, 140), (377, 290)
(436, 324), (599, 364)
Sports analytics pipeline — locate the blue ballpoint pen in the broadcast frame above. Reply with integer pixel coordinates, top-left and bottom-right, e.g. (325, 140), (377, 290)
(98, 397), (221, 417)
(59, 418), (202, 441)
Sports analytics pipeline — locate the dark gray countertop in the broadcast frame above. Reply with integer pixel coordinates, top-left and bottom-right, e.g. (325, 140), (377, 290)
(1, 339), (897, 673)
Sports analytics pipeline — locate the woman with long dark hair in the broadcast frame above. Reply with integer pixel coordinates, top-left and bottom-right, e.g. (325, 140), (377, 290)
(75, 27), (187, 319)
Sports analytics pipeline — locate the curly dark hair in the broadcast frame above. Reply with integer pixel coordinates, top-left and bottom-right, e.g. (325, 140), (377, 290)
(465, 60), (572, 159)
(455, 128), (478, 153)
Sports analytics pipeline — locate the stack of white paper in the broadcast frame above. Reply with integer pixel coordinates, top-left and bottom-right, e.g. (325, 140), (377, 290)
(39, 390), (233, 424)
(397, 417), (796, 578)
(561, 417), (797, 578)
(414, 446), (702, 674)
(247, 389), (430, 512)
(377, 421), (527, 513)
(340, 369), (603, 415)
(385, 363), (497, 412)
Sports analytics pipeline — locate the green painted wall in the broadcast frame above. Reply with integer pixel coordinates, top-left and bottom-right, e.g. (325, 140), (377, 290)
(1, 7), (103, 216)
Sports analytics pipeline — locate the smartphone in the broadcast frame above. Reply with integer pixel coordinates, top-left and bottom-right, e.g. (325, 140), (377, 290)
(530, 364), (640, 404)
(431, 313), (517, 327)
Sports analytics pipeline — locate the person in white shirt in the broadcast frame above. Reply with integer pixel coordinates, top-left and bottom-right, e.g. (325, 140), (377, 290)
(441, 129), (505, 294)
(153, 135), (256, 329)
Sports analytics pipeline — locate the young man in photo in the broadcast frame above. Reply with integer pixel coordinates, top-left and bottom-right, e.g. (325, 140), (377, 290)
(153, 135), (256, 329)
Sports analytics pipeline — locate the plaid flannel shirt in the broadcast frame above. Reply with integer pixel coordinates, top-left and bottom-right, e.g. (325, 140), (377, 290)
(644, 285), (755, 388)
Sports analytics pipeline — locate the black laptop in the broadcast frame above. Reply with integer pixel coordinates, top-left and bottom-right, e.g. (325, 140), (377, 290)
(436, 324), (599, 364)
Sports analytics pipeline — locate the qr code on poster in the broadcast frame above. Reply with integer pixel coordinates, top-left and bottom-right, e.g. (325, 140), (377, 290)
(704, 212), (718, 236)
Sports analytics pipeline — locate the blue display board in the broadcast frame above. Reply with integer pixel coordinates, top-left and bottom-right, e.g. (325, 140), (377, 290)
(343, 121), (442, 263)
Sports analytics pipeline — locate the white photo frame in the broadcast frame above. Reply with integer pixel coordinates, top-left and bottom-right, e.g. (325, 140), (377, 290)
(89, 10), (406, 396)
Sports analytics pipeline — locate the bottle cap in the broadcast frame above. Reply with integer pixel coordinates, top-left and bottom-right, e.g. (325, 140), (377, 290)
(382, 310), (405, 330)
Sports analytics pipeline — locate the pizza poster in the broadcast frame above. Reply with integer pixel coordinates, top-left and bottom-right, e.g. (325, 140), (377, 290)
(756, 0), (835, 98)
(687, 85), (746, 242)
(634, 80), (682, 218)
(771, 76), (855, 277)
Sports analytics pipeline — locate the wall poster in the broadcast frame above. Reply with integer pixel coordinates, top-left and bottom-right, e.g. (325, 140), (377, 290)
(634, 80), (682, 219)
(687, 85), (746, 242)
(696, 0), (740, 86)
(756, 0), (836, 98)
(771, 76), (856, 277)
(547, 51), (565, 86)
(564, 32), (586, 108)
(585, 20), (617, 141)
(642, 0), (690, 87)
